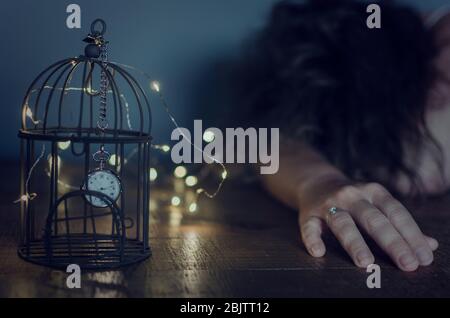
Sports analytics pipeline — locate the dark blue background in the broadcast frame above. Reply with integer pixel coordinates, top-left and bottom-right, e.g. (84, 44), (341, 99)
(0, 0), (446, 159)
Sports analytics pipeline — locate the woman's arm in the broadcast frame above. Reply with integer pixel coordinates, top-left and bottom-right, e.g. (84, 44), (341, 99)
(261, 139), (349, 210)
(261, 139), (438, 271)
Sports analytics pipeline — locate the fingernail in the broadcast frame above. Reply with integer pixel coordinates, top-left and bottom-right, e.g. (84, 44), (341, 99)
(399, 253), (418, 270)
(310, 244), (323, 256)
(356, 252), (373, 267)
(429, 238), (439, 250)
(415, 248), (433, 265)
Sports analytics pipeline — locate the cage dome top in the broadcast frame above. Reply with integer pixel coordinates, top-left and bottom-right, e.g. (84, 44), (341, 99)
(19, 19), (152, 144)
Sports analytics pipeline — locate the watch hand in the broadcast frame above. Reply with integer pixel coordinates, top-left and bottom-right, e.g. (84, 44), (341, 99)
(100, 185), (115, 191)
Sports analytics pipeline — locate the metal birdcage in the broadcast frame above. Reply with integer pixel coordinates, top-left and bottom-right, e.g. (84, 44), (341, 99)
(17, 19), (152, 269)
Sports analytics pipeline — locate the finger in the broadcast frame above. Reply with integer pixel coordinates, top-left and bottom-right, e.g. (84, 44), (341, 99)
(350, 199), (419, 271)
(327, 210), (374, 268)
(425, 235), (439, 251)
(300, 216), (326, 257)
(364, 184), (434, 266)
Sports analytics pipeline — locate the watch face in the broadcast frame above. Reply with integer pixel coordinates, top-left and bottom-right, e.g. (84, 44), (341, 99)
(83, 169), (121, 207)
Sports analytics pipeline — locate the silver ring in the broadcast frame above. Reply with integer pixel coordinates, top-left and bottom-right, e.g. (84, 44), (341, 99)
(328, 206), (339, 216)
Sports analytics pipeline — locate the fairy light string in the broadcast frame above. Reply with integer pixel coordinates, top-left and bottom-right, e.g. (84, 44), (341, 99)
(16, 62), (228, 212)
(113, 61), (228, 200)
(150, 84), (227, 199)
(18, 84), (163, 203)
(14, 144), (46, 203)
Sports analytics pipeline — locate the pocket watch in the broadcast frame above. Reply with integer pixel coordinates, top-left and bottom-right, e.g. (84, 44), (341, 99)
(83, 168), (121, 208)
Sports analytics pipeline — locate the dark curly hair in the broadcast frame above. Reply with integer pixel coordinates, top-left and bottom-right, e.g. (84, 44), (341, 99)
(235, 0), (442, 194)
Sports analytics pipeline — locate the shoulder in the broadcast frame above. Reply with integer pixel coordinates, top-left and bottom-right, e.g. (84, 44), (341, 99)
(427, 9), (450, 45)
(425, 10), (450, 111)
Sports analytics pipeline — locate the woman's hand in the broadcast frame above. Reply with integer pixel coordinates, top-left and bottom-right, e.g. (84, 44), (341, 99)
(298, 182), (439, 271)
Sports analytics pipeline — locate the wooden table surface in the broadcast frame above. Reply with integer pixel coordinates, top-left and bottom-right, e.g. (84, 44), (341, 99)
(0, 161), (449, 298)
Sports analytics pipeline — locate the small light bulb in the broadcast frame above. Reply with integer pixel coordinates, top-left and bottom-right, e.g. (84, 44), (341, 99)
(25, 106), (33, 118)
(185, 175), (198, 187)
(203, 130), (215, 143)
(57, 141), (71, 150)
(222, 170), (228, 179)
(174, 166), (187, 178)
(109, 154), (120, 166)
(171, 196), (181, 206)
(150, 81), (160, 92)
(85, 84), (95, 95)
(161, 145), (170, 152)
(188, 202), (198, 213)
(149, 168), (158, 181)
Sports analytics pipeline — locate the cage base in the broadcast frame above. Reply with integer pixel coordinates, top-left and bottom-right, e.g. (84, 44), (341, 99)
(18, 234), (151, 270)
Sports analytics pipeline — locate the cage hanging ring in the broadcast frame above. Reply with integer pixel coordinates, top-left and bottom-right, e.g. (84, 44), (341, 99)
(91, 19), (107, 36)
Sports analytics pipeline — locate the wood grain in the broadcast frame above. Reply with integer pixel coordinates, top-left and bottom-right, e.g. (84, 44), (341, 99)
(0, 161), (449, 297)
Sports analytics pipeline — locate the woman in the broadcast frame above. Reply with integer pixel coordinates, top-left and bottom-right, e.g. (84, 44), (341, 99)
(236, 0), (450, 271)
